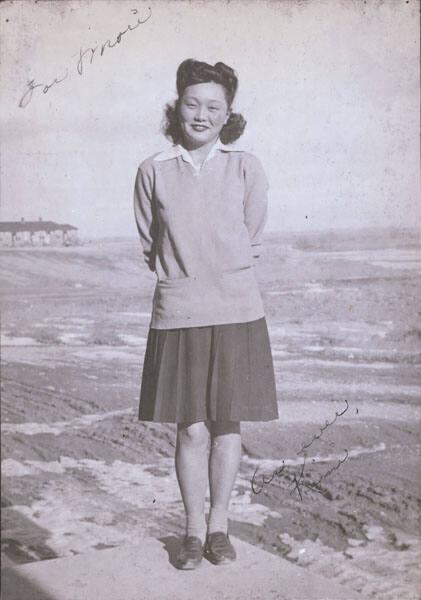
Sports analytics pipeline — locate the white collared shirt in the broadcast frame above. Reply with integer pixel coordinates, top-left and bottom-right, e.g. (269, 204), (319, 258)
(153, 138), (242, 173)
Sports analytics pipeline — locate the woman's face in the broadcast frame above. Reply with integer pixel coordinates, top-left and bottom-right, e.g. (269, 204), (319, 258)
(178, 82), (230, 149)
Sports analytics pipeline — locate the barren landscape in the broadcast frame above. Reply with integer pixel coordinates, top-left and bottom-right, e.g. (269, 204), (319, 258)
(1, 227), (420, 599)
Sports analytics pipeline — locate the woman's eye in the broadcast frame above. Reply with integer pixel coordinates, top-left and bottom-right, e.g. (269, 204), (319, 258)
(209, 107), (218, 112)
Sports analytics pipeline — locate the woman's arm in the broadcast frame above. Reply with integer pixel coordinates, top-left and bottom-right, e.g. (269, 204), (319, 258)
(243, 153), (270, 262)
(133, 163), (157, 272)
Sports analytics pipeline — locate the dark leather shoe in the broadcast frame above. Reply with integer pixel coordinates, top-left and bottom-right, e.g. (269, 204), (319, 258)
(175, 536), (203, 570)
(203, 532), (236, 565)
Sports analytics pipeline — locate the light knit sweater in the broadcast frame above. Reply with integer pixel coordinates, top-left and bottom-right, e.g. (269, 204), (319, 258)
(133, 138), (269, 329)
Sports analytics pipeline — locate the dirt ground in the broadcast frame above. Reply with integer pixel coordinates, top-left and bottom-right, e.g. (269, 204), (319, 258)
(1, 228), (420, 599)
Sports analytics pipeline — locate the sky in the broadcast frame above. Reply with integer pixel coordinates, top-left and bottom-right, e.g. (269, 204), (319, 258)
(1, 0), (420, 238)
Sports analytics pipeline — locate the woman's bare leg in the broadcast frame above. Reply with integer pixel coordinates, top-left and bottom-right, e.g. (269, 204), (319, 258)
(207, 421), (241, 534)
(175, 421), (209, 542)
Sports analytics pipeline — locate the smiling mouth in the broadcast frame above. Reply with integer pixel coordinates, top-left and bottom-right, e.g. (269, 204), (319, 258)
(191, 125), (209, 131)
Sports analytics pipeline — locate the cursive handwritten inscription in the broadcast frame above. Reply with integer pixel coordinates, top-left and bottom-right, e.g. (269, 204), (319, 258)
(307, 449), (349, 492)
(251, 399), (350, 500)
(251, 449), (349, 500)
(297, 399), (349, 455)
(76, 8), (152, 75)
(288, 454), (307, 501)
(19, 7), (152, 108)
(251, 460), (287, 495)
(19, 70), (69, 109)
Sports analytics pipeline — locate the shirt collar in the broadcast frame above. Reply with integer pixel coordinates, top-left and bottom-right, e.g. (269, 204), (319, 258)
(153, 138), (243, 169)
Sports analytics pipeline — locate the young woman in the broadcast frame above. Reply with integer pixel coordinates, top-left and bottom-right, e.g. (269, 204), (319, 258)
(134, 58), (279, 569)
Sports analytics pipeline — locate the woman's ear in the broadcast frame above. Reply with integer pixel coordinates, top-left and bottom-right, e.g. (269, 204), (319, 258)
(224, 109), (232, 125)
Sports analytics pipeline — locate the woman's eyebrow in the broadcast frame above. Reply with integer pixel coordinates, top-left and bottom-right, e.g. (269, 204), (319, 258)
(184, 96), (224, 104)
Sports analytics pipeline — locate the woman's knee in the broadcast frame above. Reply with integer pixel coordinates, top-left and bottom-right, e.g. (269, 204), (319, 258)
(177, 421), (209, 450)
(210, 421), (241, 437)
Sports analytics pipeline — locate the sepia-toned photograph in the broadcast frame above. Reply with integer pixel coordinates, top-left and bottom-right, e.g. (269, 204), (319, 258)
(1, 1), (420, 599)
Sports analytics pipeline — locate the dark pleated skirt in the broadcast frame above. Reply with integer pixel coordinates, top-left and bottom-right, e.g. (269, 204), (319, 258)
(138, 317), (279, 423)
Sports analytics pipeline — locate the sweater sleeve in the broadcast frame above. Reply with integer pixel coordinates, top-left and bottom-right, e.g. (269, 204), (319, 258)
(243, 153), (269, 261)
(133, 162), (157, 272)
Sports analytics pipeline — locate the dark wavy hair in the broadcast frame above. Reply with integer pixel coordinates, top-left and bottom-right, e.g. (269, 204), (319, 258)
(162, 59), (247, 145)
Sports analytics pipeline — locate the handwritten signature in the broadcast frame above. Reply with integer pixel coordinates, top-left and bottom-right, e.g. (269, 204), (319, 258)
(18, 7), (152, 108)
(251, 399), (350, 500)
(297, 398), (349, 455)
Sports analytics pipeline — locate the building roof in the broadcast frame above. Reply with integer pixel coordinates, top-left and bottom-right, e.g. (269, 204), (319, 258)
(0, 221), (78, 233)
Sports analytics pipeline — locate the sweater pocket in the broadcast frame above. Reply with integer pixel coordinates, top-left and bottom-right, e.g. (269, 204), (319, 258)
(221, 265), (252, 275)
(220, 266), (259, 292)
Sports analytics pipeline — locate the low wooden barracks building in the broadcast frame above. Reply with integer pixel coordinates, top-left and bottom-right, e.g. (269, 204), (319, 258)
(0, 218), (78, 247)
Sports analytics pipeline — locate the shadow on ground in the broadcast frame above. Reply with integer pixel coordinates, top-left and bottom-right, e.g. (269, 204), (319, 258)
(159, 535), (183, 569)
(2, 566), (58, 600)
